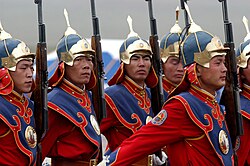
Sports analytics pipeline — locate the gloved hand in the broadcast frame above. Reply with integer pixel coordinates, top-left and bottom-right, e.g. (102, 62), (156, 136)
(153, 151), (168, 166)
(97, 155), (110, 166)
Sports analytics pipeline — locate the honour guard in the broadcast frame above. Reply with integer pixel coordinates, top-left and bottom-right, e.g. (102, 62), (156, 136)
(0, 22), (37, 165)
(97, 5), (234, 166)
(235, 16), (250, 166)
(160, 6), (184, 100)
(100, 16), (167, 165)
(41, 9), (101, 165)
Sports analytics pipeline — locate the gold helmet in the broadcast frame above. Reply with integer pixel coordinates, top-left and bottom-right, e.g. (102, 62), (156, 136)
(0, 21), (35, 95)
(119, 16), (152, 64)
(160, 6), (182, 63)
(49, 9), (96, 90)
(0, 22), (35, 71)
(108, 16), (157, 88)
(56, 9), (95, 66)
(181, 2), (228, 68)
(237, 16), (250, 69)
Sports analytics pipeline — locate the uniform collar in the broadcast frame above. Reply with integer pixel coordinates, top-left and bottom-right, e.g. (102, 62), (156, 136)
(124, 75), (145, 89)
(61, 78), (85, 94)
(162, 77), (177, 94)
(189, 85), (218, 106)
(9, 90), (25, 103)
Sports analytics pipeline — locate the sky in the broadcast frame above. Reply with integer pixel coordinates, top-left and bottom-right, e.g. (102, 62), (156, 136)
(0, 0), (249, 53)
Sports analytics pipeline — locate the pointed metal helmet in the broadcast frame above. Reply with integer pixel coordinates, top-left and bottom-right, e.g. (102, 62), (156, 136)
(119, 16), (152, 64)
(108, 16), (157, 88)
(236, 16), (250, 68)
(0, 21), (35, 71)
(181, 2), (228, 68)
(160, 6), (182, 63)
(56, 9), (95, 66)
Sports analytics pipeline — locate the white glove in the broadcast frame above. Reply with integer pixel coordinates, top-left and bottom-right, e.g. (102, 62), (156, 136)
(97, 155), (110, 166)
(153, 151), (168, 166)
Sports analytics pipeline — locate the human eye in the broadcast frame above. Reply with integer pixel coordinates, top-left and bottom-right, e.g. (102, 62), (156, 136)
(75, 57), (81, 61)
(131, 56), (139, 61)
(143, 56), (151, 61)
(87, 57), (93, 61)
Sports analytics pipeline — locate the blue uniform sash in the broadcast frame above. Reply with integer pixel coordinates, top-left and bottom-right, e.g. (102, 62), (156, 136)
(48, 85), (101, 149)
(240, 86), (250, 120)
(174, 91), (233, 165)
(240, 94), (250, 120)
(0, 95), (36, 166)
(105, 82), (154, 133)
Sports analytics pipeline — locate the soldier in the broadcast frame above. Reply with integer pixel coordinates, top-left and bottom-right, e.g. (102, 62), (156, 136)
(235, 17), (250, 165)
(160, 7), (184, 100)
(100, 16), (166, 165)
(41, 10), (101, 165)
(0, 23), (37, 165)
(98, 15), (234, 166)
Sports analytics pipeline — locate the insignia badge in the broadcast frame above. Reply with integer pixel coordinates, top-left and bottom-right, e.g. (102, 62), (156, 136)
(146, 116), (152, 124)
(25, 126), (37, 148)
(90, 115), (100, 135)
(151, 109), (167, 125)
(139, 42), (144, 48)
(84, 43), (88, 49)
(218, 130), (229, 154)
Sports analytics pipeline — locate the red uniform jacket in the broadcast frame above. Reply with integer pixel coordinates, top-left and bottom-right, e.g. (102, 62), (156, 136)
(41, 79), (101, 161)
(105, 85), (234, 166)
(237, 84), (250, 166)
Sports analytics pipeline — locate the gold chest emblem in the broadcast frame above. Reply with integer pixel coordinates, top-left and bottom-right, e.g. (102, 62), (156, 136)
(218, 130), (229, 154)
(25, 126), (37, 148)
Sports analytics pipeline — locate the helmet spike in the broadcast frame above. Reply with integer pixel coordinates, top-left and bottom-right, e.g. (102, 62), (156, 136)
(170, 6), (182, 34)
(184, 2), (202, 33)
(63, 9), (77, 36)
(242, 16), (250, 42)
(0, 21), (12, 40)
(175, 6), (180, 24)
(126, 15), (139, 39)
(184, 3), (193, 24)
(64, 9), (70, 27)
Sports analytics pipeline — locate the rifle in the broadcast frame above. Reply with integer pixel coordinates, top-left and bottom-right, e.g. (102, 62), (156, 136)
(145, 0), (164, 116)
(89, 0), (106, 161)
(145, 0), (165, 164)
(218, 0), (243, 164)
(180, 0), (189, 27)
(34, 0), (48, 165)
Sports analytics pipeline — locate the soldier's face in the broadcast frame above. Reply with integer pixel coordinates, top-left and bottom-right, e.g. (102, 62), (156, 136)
(197, 55), (227, 95)
(241, 59), (250, 85)
(64, 55), (93, 89)
(9, 60), (34, 95)
(163, 56), (184, 85)
(124, 51), (151, 87)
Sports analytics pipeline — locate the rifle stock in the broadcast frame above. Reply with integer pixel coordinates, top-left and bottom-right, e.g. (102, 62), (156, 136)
(34, 0), (48, 165)
(90, 0), (106, 161)
(218, 0), (243, 164)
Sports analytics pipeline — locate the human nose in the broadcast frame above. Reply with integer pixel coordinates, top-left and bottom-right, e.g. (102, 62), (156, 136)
(177, 62), (184, 71)
(222, 63), (227, 73)
(81, 59), (91, 69)
(27, 68), (33, 77)
(138, 57), (145, 66)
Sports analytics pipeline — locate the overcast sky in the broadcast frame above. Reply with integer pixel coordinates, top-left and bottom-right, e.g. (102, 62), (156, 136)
(0, 0), (249, 52)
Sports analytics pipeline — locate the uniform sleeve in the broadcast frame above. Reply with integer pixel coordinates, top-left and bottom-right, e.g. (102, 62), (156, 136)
(106, 98), (194, 165)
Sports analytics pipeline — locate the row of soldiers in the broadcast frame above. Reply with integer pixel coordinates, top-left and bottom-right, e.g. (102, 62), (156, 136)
(0, 2), (249, 166)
